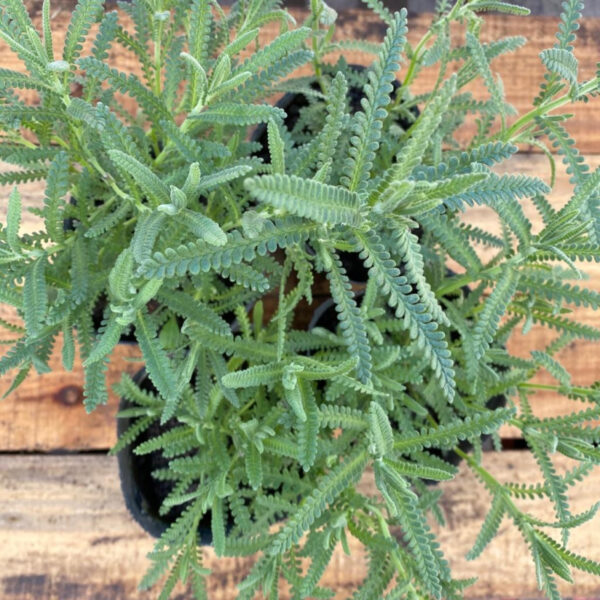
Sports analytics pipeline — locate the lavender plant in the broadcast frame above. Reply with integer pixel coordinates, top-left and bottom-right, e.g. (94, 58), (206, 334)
(1, 0), (600, 597)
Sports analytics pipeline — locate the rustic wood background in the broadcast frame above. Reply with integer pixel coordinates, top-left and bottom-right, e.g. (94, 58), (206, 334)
(1, 3), (600, 599)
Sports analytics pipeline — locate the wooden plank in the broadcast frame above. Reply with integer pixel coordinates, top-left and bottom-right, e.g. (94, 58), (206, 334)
(0, 452), (599, 599)
(432, 452), (600, 598)
(0, 305), (142, 451)
(2, 153), (600, 449)
(0, 165), (136, 451)
(462, 154), (600, 437)
(6, 5), (600, 152)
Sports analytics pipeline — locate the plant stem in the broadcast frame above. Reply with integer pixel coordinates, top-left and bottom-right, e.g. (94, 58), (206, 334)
(518, 382), (595, 397)
(309, 0), (326, 94)
(392, 0), (465, 111)
(371, 507), (409, 577)
(10, 135), (37, 150)
(435, 265), (502, 298)
(501, 78), (599, 142)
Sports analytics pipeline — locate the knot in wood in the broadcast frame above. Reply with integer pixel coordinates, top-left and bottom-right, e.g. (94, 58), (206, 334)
(55, 385), (84, 406)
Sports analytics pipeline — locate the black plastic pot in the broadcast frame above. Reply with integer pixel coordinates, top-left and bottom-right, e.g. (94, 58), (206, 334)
(252, 63), (418, 163)
(91, 294), (139, 343)
(117, 369), (219, 542)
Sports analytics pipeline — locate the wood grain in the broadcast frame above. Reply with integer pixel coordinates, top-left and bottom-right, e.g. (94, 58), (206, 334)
(0, 305), (142, 451)
(4, 152), (600, 449)
(5, 5), (600, 152)
(2, 153), (600, 448)
(0, 452), (599, 599)
(2, 5), (600, 446)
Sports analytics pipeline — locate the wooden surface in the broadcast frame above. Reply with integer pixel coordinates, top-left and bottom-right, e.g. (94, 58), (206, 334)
(1, 4), (600, 598)
(1, 452), (599, 599)
(2, 154), (599, 448)
(0, 308), (142, 451)
(4, 4), (600, 152)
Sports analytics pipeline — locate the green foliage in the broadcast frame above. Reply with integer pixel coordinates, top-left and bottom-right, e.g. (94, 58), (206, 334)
(466, 494), (506, 559)
(382, 456), (456, 481)
(23, 257), (47, 338)
(6, 187), (21, 253)
(323, 248), (372, 383)
(83, 356), (109, 412)
(360, 0), (394, 25)
(43, 151), (69, 242)
(1, 0), (600, 598)
(77, 57), (170, 123)
(192, 103), (286, 126)
(535, 530), (600, 577)
(135, 311), (179, 422)
(471, 266), (520, 361)
(540, 48), (578, 85)
(394, 408), (514, 453)
(316, 71), (348, 182)
(356, 228), (455, 401)
(469, 1), (530, 15)
(369, 401), (394, 456)
(63, 0), (104, 64)
(246, 175), (361, 226)
(139, 219), (311, 279)
(269, 448), (368, 555)
(466, 32), (505, 122)
(531, 350), (571, 387)
(342, 10), (407, 194)
(527, 432), (572, 545)
(370, 74), (457, 205)
(108, 149), (170, 206)
(385, 474), (446, 598)
(556, 0), (583, 52)
(266, 119), (285, 175)
(298, 380), (319, 471)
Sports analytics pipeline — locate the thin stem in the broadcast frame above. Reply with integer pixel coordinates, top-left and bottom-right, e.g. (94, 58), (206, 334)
(9, 135), (37, 150)
(392, 0), (465, 110)
(370, 506), (409, 577)
(309, 0), (326, 94)
(501, 78), (599, 143)
(518, 382), (595, 397)
(435, 265), (502, 298)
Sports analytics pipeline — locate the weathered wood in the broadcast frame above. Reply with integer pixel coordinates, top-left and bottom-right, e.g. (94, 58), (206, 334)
(463, 154), (600, 437)
(2, 154), (600, 448)
(0, 305), (142, 451)
(0, 453), (599, 599)
(5, 5), (600, 152)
